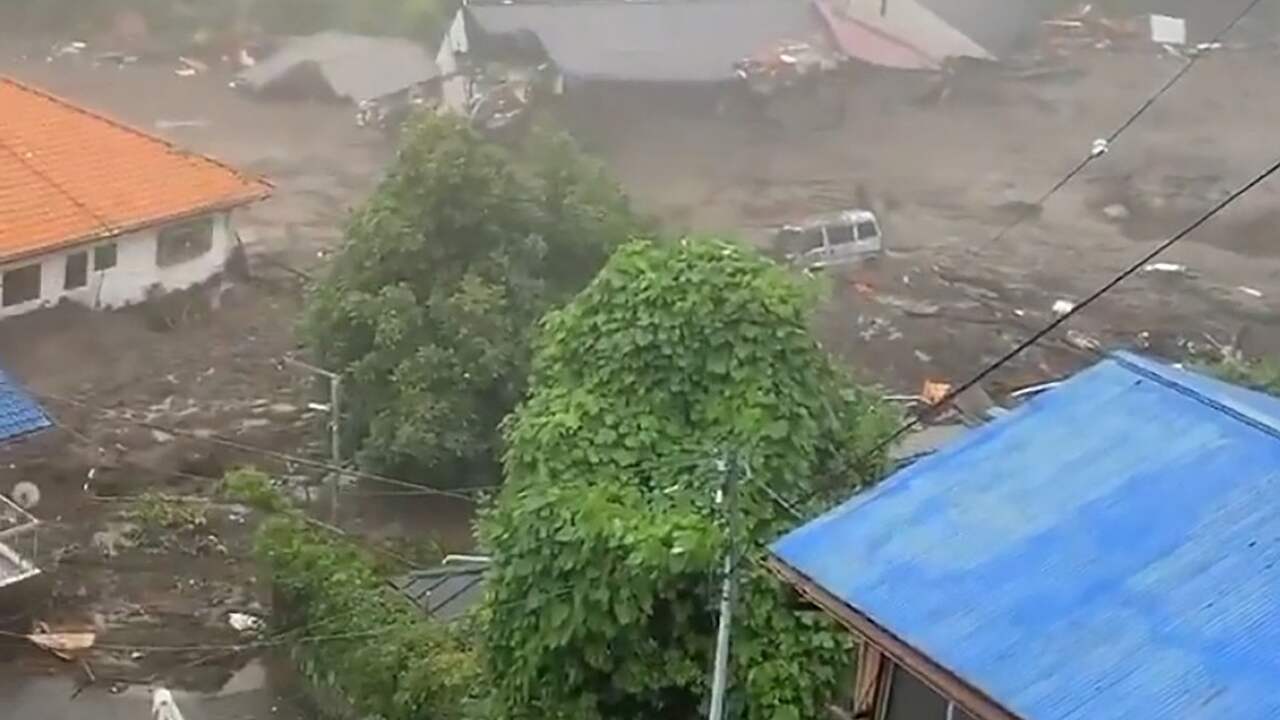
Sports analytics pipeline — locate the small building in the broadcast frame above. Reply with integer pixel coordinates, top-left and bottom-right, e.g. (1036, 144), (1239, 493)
(0, 77), (271, 320)
(771, 352), (1280, 720)
(237, 32), (440, 106)
(391, 557), (488, 622)
(0, 366), (50, 625)
(813, 0), (996, 71)
(436, 0), (830, 115)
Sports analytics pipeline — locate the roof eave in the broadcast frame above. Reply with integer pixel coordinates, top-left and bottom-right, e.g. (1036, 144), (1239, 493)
(0, 187), (272, 267)
(765, 554), (1023, 720)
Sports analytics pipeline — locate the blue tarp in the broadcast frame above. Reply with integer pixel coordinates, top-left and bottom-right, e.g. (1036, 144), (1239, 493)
(0, 367), (50, 444)
(772, 352), (1280, 720)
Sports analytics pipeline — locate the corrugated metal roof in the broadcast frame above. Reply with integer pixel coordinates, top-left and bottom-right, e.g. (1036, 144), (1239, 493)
(391, 563), (487, 621)
(466, 0), (823, 82)
(772, 352), (1280, 720)
(0, 367), (49, 444)
(918, 0), (1057, 57)
(239, 32), (439, 104)
(813, 0), (995, 70)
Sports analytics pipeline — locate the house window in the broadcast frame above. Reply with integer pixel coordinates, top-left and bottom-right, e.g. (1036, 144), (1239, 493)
(94, 243), (117, 271)
(881, 662), (975, 720)
(65, 251), (88, 290)
(2, 264), (41, 307)
(156, 218), (214, 267)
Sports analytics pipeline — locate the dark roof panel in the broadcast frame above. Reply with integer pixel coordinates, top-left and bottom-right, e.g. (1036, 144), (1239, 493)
(392, 564), (487, 621)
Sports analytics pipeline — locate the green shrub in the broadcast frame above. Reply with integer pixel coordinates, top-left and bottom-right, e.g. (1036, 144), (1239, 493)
(222, 467), (289, 513)
(255, 515), (482, 720)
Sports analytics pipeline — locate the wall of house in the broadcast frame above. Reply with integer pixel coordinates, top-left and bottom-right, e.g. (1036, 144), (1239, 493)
(437, 9), (472, 115)
(0, 211), (236, 320)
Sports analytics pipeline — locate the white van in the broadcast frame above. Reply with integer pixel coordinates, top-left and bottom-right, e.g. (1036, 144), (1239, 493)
(773, 209), (883, 270)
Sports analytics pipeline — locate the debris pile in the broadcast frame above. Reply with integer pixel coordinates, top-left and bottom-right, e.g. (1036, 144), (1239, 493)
(734, 38), (841, 97)
(1042, 4), (1145, 51)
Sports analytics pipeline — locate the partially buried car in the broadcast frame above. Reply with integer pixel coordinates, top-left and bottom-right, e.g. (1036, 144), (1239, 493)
(772, 209), (882, 270)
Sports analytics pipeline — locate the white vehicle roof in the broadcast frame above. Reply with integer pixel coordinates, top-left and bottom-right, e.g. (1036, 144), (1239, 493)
(780, 209), (878, 231)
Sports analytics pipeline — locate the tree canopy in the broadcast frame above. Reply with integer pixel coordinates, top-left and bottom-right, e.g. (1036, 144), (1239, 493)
(481, 238), (899, 720)
(302, 115), (644, 485)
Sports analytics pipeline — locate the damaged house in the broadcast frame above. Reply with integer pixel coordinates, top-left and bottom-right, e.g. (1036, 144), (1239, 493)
(237, 31), (440, 116)
(0, 77), (270, 320)
(435, 0), (836, 118)
(434, 0), (1056, 127)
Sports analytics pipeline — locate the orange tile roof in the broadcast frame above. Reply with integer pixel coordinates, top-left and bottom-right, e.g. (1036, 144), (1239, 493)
(0, 76), (271, 264)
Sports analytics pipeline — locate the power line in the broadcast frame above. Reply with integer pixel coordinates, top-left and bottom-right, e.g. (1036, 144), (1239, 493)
(762, 1), (1275, 521)
(33, 390), (479, 503)
(781, 154), (1280, 522)
(33, 390), (718, 504)
(0, 584), (583, 656)
(985, 0), (1265, 246)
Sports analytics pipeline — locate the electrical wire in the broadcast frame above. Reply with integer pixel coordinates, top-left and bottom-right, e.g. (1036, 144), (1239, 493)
(30, 391), (721, 509)
(750, 1), (1275, 523)
(0, 585), (583, 656)
(33, 390), (478, 503)
(983, 0), (1265, 246)
(773, 154), (1280, 522)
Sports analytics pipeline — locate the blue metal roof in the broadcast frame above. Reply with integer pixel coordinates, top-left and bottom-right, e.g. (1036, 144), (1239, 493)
(772, 351), (1280, 720)
(0, 367), (50, 444)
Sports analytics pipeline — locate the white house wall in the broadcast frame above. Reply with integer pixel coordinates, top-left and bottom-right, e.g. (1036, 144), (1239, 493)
(437, 9), (473, 115)
(0, 211), (236, 320)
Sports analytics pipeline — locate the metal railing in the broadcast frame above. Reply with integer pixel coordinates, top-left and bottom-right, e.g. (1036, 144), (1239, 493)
(0, 494), (39, 589)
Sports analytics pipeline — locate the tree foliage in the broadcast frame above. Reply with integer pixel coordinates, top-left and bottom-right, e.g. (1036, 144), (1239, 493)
(481, 238), (899, 720)
(302, 116), (644, 485)
(257, 513), (482, 720)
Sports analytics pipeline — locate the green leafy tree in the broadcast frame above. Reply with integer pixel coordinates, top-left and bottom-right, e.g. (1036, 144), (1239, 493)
(302, 116), (643, 485)
(481, 238), (899, 720)
(256, 514), (482, 720)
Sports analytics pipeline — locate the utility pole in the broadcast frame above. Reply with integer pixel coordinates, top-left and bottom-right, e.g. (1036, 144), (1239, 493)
(708, 455), (742, 720)
(881, 0), (889, 16)
(280, 356), (344, 523)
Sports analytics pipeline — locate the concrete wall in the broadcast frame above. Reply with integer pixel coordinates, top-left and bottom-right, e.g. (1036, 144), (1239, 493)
(437, 9), (473, 115)
(0, 211), (236, 320)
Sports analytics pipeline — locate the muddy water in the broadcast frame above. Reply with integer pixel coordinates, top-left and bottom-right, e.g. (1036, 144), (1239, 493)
(0, 654), (312, 720)
(344, 486), (480, 553)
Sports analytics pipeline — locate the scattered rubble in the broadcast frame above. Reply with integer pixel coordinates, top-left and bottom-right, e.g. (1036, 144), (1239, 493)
(29, 623), (96, 660)
(11, 481), (40, 509)
(1066, 330), (1102, 353)
(227, 611), (265, 634)
(1142, 262), (1188, 275)
(90, 523), (138, 558)
(1102, 203), (1131, 221)
(921, 379), (953, 406)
